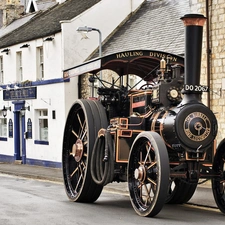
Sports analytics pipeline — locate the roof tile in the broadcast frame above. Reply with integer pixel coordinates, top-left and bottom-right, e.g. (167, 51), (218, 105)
(0, 0), (101, 48)
(101, 0), (190, 56)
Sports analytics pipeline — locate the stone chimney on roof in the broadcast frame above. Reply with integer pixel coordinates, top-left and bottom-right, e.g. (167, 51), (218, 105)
(0, 0), (24, 27)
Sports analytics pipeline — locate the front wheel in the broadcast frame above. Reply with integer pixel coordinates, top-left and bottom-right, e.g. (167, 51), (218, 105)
(128, 131), (170, 217)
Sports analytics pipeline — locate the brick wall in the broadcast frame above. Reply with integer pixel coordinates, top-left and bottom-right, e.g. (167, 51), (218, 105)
(191, 0), (225, 142)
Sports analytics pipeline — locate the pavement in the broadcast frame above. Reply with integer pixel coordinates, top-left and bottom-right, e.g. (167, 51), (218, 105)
(0, 162), (129, 194)
(0, 162), (63, 183)
(0, 162), (218, 209)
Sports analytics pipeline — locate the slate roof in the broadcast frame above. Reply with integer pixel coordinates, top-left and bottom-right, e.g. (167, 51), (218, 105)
(100, 0), (191, 57)
(36, 0), (57, 11)
(0, 0), (57, 36)
(0, 13), (35, 38)
(0, 0), (101, 49)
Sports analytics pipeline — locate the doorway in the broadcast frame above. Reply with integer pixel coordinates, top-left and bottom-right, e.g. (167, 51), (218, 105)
(12, 101), (26, 164)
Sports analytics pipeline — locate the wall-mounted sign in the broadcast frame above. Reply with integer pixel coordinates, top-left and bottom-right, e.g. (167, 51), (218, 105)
(64, 59), (101, 77)
(3, 87), (37, 101)
(8, 119), (13, 138)
(27, 118), (32, 139)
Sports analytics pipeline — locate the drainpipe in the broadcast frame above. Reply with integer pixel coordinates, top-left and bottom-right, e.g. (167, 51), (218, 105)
(206, 0), (211, 108)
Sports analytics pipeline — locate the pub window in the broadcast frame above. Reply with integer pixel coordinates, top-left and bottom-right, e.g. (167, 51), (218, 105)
(38, 109), (48, 141)
(16, 51), (23, 82)
(0, 118), (7, 137)
(0, 56), (3, 84)
(37, 47), (44, 79)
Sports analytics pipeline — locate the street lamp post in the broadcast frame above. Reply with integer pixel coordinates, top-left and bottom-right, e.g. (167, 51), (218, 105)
(76, 26), (102, 58)
(77, 26), (102, 91)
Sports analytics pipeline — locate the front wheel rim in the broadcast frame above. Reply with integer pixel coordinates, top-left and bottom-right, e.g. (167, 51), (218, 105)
(128, 131), (169, 217)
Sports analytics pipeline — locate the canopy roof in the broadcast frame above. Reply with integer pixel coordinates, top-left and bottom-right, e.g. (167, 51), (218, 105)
(64, 50), (184, 81)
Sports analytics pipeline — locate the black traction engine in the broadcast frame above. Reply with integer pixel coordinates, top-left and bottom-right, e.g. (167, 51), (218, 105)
(62, 14), (225, 217)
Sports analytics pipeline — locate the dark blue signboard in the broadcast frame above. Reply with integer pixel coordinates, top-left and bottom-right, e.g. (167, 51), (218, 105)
(3, 87), (37, 101)
(8, 119), (13, 138)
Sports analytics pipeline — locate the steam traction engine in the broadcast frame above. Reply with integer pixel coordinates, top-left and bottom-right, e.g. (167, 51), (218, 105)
(62, 14), (225, 217)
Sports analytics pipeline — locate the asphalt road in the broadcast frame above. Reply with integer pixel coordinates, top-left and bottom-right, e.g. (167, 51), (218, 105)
(1, 173), (224, 225)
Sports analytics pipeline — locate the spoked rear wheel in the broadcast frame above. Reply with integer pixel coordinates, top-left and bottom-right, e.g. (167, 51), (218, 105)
(128, 131), (169, 217)
(212, 138), (225, 214)
(166, 153), (197, 204)
(166, 178), (197, 204)
(62, 99), (108, 202)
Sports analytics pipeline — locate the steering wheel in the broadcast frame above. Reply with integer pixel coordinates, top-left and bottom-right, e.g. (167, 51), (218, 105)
(139, 83), (154, 90)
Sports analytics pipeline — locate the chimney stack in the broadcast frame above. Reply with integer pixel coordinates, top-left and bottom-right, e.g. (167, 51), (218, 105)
(181, 14), (206, 98)
(0, 0), (24, 27)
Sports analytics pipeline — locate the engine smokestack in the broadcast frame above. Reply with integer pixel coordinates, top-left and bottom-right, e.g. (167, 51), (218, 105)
(181, 14), (206, 99)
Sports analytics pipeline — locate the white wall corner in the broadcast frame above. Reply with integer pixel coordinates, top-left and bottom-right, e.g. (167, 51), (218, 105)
(131, 0), (146, 13)
(61, 0), (145, 69)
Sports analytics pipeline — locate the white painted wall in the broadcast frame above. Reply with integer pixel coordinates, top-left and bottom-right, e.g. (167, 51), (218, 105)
(25, 83), (66, 162)
(0, 0), (145, 165)
(43, 34), (62, 79)
(61, 0), (145, 69)
(2, 33), (62, 83)
(55, 0), (66, 4)
(0, 122), (14, 156)
(0, 32), (67, 163)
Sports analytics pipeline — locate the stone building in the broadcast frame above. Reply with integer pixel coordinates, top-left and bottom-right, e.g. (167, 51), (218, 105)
(190, 0), (225, 142)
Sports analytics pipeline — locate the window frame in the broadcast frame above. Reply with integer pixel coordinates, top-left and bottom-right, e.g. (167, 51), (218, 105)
(37, 46), (44, 80)
(0, 117), (7, 138)
(0, 56), (3, 84)
(16, 51), (23, 82)
(34, 109), (49, 145)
